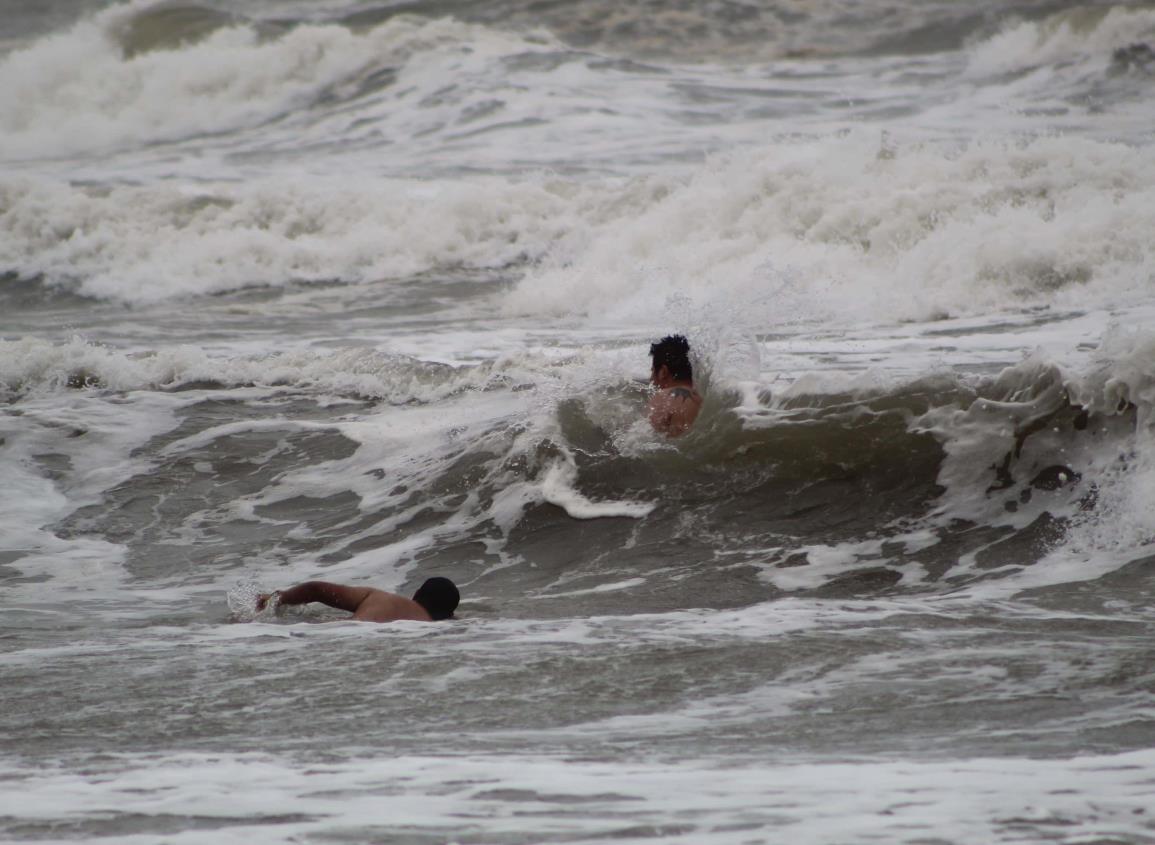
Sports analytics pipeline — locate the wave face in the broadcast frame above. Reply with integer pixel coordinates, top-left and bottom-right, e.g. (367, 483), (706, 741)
(4, 320), (1155, 613)
(5, 2), (1155, 844)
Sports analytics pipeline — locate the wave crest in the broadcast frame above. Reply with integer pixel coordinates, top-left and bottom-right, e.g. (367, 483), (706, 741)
(0, 1), (536, 160)
(0, 336), (496, 403)
(966, 6), (1155, 78)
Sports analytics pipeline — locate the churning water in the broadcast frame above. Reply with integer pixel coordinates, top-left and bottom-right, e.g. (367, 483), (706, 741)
(3, 0), (1155, 842)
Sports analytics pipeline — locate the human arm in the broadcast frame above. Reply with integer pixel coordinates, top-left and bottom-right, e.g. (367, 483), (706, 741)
(256, 581), (373, 613)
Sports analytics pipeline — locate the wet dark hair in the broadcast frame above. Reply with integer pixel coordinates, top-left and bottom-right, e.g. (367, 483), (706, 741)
(649, 334), (693, 382)
(413, 577), (460, 620)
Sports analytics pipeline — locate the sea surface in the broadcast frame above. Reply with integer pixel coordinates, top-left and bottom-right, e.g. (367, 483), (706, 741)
(3, 1), (1155, 842)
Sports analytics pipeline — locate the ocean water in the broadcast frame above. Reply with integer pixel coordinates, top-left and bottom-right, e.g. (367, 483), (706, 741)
(3, 0), (1155, 842)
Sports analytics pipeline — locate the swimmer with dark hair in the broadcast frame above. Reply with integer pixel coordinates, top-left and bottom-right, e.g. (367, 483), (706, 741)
(648, 334), (702, 437)
(257, 577), (459, 622)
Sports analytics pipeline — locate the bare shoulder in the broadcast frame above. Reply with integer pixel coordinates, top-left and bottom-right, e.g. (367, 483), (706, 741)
(352, 590), (433, 623)
(649, 386), (703, 436)
(650, 386), (701, 410)
(667, 385), (702, 404)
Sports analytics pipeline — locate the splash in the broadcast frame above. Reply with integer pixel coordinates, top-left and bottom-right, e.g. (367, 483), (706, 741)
(540, 454), (655, 520)
(226, 580), (278, 622)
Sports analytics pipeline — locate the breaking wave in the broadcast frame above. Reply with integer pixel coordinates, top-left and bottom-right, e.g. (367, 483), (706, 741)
(4, 133), (1153, 321)
(7, 326), (1155, 604)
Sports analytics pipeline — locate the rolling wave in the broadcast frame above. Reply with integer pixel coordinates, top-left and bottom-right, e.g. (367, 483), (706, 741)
(6, 327), (1154, 605)
(4, 0), (1150, 167)
(3, 133), (1152, 320)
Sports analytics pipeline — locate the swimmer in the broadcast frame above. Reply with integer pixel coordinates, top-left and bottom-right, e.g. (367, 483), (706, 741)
(256, 577), (459, 622)
(648, 334), (702, 437)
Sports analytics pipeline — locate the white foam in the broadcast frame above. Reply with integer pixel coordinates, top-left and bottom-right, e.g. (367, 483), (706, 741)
(1028, 326), (1155, 585)
(3, 82), (1152, 313)
(533, 577), (648, 598)
(0, 337), (493, 403)
(903, 323), (1155, 595)
(3, 748), (1154, 844)
(503, 133), (1155, 328)
(0, 3), (543, 161)
(0, 172), (587, 302)
(0, 389), (181, 598)
(966, 7), (1155, 78)
(540, 454), (655, 520)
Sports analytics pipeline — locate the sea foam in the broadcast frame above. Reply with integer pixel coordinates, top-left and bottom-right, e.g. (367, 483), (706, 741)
(0, 336), (496, 402)
(5, 133), (1152, 324)
(965, 6), (1155, 77)
(0, 173), (580, 302)
(0, 2), (538, 161)
(504, 133), (1155, 327)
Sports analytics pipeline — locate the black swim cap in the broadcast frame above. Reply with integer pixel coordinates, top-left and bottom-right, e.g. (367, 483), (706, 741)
(413, 577), (460, 620)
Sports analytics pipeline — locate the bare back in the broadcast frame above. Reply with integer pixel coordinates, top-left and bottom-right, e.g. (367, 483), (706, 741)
(649, 385), (702, 437)
(263, 581), (434, 623)
(352, 589), (432, 622)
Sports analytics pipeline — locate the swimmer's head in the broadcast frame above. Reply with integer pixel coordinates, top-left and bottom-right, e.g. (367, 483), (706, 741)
(413, 577), (460, 620)
(650, 334), (693, 383)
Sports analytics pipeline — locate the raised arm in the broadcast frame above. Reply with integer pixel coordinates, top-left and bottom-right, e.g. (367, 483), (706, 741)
(258, 581), (372, 613)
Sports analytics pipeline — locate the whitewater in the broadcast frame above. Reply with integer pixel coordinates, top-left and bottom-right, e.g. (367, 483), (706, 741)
(3, 0), (1155, 842)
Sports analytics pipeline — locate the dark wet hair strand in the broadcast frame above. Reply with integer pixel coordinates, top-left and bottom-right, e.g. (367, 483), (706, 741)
(649, 334), (693, 381)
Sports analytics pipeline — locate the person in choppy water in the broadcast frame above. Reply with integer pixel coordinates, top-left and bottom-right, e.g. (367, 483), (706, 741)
(648, 334), (702, 437)
(256, 577), (459, 622)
